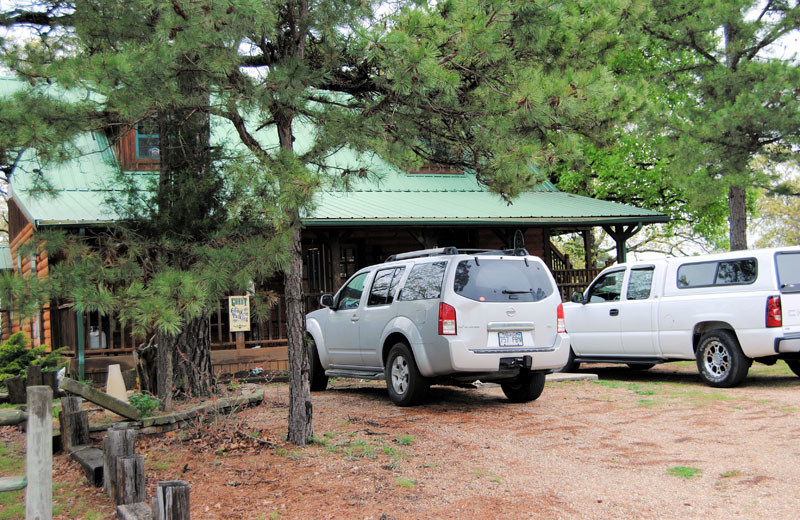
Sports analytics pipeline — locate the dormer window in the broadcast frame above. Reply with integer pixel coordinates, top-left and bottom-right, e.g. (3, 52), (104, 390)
(135, 119), (160, 160)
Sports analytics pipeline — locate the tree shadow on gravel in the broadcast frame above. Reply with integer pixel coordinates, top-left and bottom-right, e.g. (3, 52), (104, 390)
(326, 383), (513, 410)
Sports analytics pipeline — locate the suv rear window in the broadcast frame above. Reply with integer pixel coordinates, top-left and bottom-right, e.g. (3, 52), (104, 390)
(776, 252), (800, 293)
(398, 261), (447, 301)
(453, 259), (554, 302)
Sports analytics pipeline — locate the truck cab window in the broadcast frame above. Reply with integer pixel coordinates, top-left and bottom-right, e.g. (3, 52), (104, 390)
(627, 268), (654, 300)
(587, 270), (625, 302)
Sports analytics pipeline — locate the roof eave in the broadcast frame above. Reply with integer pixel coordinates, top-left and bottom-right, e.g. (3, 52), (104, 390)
(303, 215), (670, 227)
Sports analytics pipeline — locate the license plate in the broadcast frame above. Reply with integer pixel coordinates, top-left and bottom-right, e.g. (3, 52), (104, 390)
(498, 332), (523, 347)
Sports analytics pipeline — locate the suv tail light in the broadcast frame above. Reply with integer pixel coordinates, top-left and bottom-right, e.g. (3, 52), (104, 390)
(439, 303), (457, 335)
(766, 295), (782, 328)
(557, 303), (566, 333)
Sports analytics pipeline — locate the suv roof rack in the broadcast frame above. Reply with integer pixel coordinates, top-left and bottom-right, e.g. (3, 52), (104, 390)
(385, 247), (459, 262)
(459, 248), (530, 257)
(385, 247), (530, 263)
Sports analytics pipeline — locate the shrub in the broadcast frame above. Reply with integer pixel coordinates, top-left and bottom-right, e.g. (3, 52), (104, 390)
(128, 393), (161, 417)
(0, 332), (66, 386)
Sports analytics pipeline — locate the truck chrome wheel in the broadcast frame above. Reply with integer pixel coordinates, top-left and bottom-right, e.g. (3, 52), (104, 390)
(695, 330), (750, 388)
(390, 355), (410, 395)
(701, 339), (730, 379)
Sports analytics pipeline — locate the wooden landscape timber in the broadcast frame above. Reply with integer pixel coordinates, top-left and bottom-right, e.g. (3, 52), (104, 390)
(69, 445), (105, 488)
(0, 408), (26, 426)
(60, 377), (142, 420)
(116, 502), (153, 520)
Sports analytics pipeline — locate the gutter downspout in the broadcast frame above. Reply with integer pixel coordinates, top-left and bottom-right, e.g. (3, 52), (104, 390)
(76, 227), (86, 380)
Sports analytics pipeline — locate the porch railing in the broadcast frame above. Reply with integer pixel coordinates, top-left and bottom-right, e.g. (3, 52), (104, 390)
(551, 268), (602, 301)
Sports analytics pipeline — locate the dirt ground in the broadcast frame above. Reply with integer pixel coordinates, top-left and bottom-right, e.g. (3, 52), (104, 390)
(3, 361), (800, 519)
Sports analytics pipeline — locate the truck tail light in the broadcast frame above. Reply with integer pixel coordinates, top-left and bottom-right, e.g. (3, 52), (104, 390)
(766, 295), (782, 328)
(557, 303), (566, 333)
(438, 303), (457, 335)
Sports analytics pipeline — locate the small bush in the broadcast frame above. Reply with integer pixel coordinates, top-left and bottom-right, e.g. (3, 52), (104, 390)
(128, 393), (161, 417)
(0, 332), (66, 387)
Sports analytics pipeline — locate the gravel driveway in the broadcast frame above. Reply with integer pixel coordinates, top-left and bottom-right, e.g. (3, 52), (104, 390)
(8, 361), (800, 519)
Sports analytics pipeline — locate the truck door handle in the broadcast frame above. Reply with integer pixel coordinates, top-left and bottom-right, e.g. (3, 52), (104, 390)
(351, 315), (359, 322)
(609, 309), (619, 316)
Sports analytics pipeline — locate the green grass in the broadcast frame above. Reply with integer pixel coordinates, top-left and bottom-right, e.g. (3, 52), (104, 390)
(396, 477), (416, 489)
(0, 442), (26, 518)
(396, 434), (414, 446)
(720, 470), (740, 479)
(668, 466), (702, 479)
(146, 451), (180, 471)
(0, 489), (24, 519)
(50, 482), (107, 519)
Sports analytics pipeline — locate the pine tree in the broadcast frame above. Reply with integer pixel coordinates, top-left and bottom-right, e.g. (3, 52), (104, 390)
(641, 0), (800, 250)
(2, 0), (643, 444)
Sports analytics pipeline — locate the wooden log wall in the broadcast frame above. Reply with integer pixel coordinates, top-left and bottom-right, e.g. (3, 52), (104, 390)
(6, 200), (52, 348)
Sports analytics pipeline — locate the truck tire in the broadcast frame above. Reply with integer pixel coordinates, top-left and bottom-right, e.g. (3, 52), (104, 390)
(385, 343), (429, 406)
(501, 372), (546, 403)
(308, 338), (328, 391)
(555, 347), (580, 373)
(785, 360), (800, 377)
(695, 330), (751, 388)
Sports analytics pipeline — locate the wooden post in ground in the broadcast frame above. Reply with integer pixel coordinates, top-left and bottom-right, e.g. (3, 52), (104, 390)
(59, 396), (89, 453)
(6, 376), (26, 404)
(42, 370), (59, 394)
(26, 365), (43, 387)
(115, 455), (145, 506)
(104, 427), (136, 498)
(26, 386), (53, 520)
(153, 481), (190, 520)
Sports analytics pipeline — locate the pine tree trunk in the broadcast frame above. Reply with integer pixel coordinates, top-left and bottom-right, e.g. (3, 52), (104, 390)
(155, 314), (213, 410)
(729, 185), (748, 251)
(173, 314), (213, 398)
(285, 217), (313, 445)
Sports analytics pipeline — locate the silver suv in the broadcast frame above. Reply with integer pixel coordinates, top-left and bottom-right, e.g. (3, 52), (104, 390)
(305, 247), (570, 405)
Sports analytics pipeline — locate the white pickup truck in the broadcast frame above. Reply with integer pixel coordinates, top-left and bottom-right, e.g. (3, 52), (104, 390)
(563, 247), (800, 387)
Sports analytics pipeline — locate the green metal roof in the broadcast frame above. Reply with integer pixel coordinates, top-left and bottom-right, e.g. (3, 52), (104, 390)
(3, 77), (668, 228)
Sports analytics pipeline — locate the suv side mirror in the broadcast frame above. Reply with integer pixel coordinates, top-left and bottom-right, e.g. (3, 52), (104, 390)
(570, 292), (585, 304)
(320, 294), (335, 308)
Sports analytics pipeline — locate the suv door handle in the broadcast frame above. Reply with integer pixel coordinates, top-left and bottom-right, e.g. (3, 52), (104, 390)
(351, 315), (359, 322)
(609, 309), (619, 316)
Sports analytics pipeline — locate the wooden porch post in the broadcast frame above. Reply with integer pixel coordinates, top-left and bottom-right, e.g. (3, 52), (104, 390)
(601, 223), (643, 264)
(582, 229), (592, 269)
(542, 227), (552, 267)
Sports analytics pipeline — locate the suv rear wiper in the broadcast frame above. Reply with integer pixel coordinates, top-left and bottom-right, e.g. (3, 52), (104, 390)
(502, 289), (533, 294)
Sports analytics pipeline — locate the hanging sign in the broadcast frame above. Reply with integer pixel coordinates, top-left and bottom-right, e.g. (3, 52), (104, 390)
(228, 295), (251, 332)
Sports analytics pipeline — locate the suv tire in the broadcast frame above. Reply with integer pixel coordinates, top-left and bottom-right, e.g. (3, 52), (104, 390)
(696, 330), (751, 388)
(501, 372), (546, 403)
(385, 343), (429, 406)
(308, 338), (329, 391)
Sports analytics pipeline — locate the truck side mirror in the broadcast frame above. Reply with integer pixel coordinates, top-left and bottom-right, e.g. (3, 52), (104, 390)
(570, 292), (585, 304)
(320, 294), (335, 308)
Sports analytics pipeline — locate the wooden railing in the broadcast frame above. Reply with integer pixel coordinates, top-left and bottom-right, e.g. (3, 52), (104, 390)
(548, 241), (573, 272)
(56, 292), (331, 357)
(551, 268), (602, 301)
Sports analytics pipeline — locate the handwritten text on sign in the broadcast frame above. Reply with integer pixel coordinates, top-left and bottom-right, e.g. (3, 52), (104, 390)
(228, 295), (251, 332)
